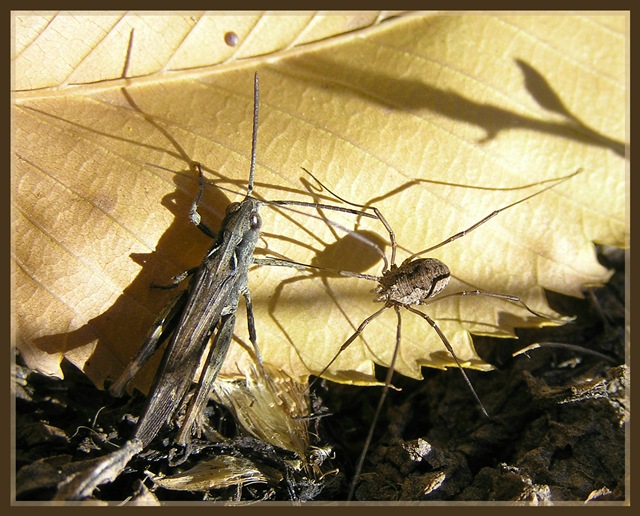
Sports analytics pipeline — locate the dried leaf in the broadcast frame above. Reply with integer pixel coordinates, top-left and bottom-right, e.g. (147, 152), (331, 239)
(152, 454), (280, 491)
(213, 362), (312, 459)
(12, 13), (627, 392)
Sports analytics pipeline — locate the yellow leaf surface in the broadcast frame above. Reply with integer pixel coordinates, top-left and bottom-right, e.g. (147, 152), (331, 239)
(12, 11), (401, 91)
(12, 13), (627, 393)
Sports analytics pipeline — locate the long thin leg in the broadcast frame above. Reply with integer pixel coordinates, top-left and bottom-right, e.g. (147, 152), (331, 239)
(426, 289), (566, 321)
(242, 288), (263, 366)
(310, 305), (389, 388)
(263, 200), (387, 269)
(266, 200), (382, 221)
(348, 305), (403, 501)
(404, 305), (490, 419)
(406, 169), (582, 262)
(301, 167), (398, 271)
(253, 256), (379, 282)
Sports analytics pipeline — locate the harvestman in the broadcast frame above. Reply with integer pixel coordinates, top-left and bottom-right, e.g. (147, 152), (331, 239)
(272, 166), (582, 500)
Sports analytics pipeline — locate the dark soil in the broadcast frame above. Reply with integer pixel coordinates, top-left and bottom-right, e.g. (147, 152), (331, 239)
(13, 245), (626, 504)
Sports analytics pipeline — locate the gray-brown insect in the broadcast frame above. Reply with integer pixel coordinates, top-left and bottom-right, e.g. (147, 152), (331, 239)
(54, 69), (381, 500)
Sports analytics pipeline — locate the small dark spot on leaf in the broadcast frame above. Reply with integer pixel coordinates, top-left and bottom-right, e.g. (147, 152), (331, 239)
(224, 31), (239, 47)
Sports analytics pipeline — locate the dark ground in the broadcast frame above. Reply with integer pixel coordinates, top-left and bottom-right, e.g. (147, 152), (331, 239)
(13, 245), (627, 504)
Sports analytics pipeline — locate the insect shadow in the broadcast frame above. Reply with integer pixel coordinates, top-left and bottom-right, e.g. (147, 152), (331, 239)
(264, 166), (583, 500)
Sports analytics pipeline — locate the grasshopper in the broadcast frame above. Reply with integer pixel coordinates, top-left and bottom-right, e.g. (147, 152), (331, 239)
(56, 73), (380, 500)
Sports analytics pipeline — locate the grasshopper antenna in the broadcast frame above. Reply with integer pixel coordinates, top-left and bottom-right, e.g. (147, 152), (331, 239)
(247, 72), (259, 198)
